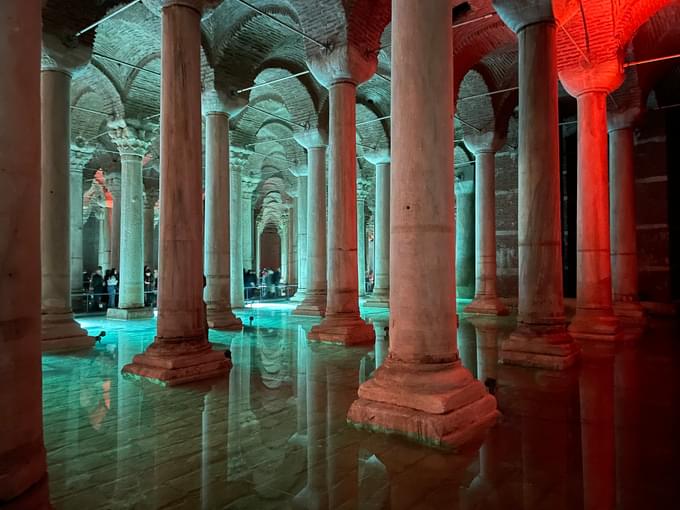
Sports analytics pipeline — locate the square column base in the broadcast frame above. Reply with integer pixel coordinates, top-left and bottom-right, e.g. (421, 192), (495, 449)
(568, 311), (623, 342)
(500, 324), (579, 370)
(206, 310), (243, 331)
(293, 293), (327, 317)
(348, 362), (499, 449)
(364, 293), (389, 308)
(308, 313), (375, 345)
(41, 312), (95, 352)
(122, 344), (231, 386)
(106, 307), (153, 320)
(463, 297), (509, 316)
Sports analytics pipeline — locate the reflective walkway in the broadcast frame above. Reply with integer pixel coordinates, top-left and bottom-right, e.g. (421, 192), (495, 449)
(42, 305), (679, 509)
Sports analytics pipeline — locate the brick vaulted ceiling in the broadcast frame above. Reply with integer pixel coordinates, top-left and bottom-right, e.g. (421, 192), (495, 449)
(45, 0), (680, 227)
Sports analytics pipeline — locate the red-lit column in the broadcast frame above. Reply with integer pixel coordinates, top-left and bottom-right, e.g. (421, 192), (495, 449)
(464, 133), (508, 316)
(561, 63), (623, 341)
(123, 0), (230, 385)
(307, 79), (374, 344)
(609, 109), (645, 324)
(494, 1), (578, 368)
(348, 0), (498, 448)
(0, 0), (49, 504)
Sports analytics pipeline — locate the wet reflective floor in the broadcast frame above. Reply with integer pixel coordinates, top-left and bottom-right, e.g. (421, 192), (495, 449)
(42, 304), (680, 509)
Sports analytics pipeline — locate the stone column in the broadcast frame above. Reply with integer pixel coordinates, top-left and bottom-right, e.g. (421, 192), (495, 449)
(307, 82), (374, 344)
(97, 205), (112, 270)
(356, 178), (370, 297)
(290, 170), (308, 302)
(1, 1), (48, 502)
(106, 119), (155, 320)
(493, 0), (578, 368)
(241, 175), (258, 272)
(455, 179), (476, 300)
(464, 133), (508, 315)
(107, 172), (122, 269)
(366, 210), (375, 275)
(348, 0), (498, 447)
(41, 36), (94, 351)
(143, 187), (159, 269)
(70, 144), (95, 295)
(293, 130), (328, 317)
(255, 214), (263, 275)
(202, 89), (244, 330)
(279, 212), (289, 283)
(609, 109), (645, 324)
(365, 150), (390, 307)
(122, 0), (230, 385)
(230, 150), (246, 309)
(561, 62), (623, 341)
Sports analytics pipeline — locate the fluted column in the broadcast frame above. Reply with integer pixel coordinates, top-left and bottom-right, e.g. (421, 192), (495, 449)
(307, 82), (374, 344)
(241, 175), (258, 272)
(455, 179), (475, 300)
(1, 1), (48, 502)
(97, 205), (112, 270)
(70, 144), (95, 295)
(143, 187), (158, 269)
(122, 0), (230, 385)
(493, 0), (578, 368)
(107, 172), (122, 269)
(293, 130), (328, 317)
(357, 178), (370, 297)
(561, 62), (623, 341)
(365, 150), (390, 307)
(202, 89), (244, 330)
(106, 119), (155, 320)
(40, 36), (94, 351)
(230, 150), (247, 309)
(348, 0), (498, 448)
(464, 133), (508, 316)
(609, 109), (645, 324)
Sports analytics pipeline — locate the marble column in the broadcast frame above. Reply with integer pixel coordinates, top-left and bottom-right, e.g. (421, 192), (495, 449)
(107, 172), (122, 269)
(609, 109), (645, 324)
(365, 151), (390, 307)
(493, 1), (578, 368)
(357, 178), (370, 297)
(106, 119), (155, 320)
(279, 211), (289, 283)
(143, 187), (159, 269)
(464, 133), (508, 315)
(290, 170), (308, 302)
(561, 62), (623, 341)
(202, 89), (244, 330)
(255, 216), (263, 275)
(41, 37), (94, 351)
(97, 205), (112, 271)
(70, 144), (95, 295)
(122, 0), (230, 385)
(293, 130), (328, 317)
(0, 1), (48, 502)
(348, 0), (498, 447)
(307, 81), (374, 345)
(230, 151), (246, 309)
(455, 179), (475, 300)
(241, 175), (258, 272)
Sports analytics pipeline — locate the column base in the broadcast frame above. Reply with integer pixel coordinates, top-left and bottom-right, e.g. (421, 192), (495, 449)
(347, 359), (499, 449)
(122, 340), (230, 386)
(206, 309), (243, 331)
(463, 296), (509, 316)
(613, 300), (646, 325)
(364, 290), (389, 308)
(500, 324), (579, 370)
(308, 313), (375, 345)
(568, 310), (623, 341)
(289, 290), (306, 303)
(41, 312), (95, 352)
(292, 291), (327, 317)
(106, 307), (153, 320)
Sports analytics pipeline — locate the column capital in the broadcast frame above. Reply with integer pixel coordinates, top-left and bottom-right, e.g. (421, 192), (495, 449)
(202, 87), (247, 117)
(363, 148), (390, 166)
(144, 187), (160, 208)
(294, 128), (328, 150)
(41, 32), (91, 75)
(492, 0), (555, 34)
(608, 107), (642, 132)
(241, 175), (259, 195)
(357, 178), (372, 201)
(230, 147), (250, 173)
(106, 172), (122, 199)
(70, 142), (95, 174)
(464, 131), (505, 154)
(307, 43), (377, 88)
(559, 59), (624, 97)
(289, 164), (308, 177)
(108, 118), (157, 158)
(455, 179), (474, 195)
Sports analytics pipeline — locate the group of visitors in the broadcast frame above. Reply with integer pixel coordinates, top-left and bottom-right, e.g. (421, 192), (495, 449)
(82, 266), (157, 311)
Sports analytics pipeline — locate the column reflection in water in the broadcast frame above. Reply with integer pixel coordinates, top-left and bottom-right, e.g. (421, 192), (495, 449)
(227, 334), (253, 480)
(201, 379), (228, 509)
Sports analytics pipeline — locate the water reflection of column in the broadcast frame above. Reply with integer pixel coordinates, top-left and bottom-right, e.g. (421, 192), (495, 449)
(580, 346), (616, 510)
(291, 326), (308, 445)
(615, 345), (640, 509)
(201, 380), (228, 509)
(227, 336), (252, 479)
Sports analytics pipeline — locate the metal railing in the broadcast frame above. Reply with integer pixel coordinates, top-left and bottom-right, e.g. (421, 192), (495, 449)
(72, 289), (157, 314)
(245, 284), (298, 304)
